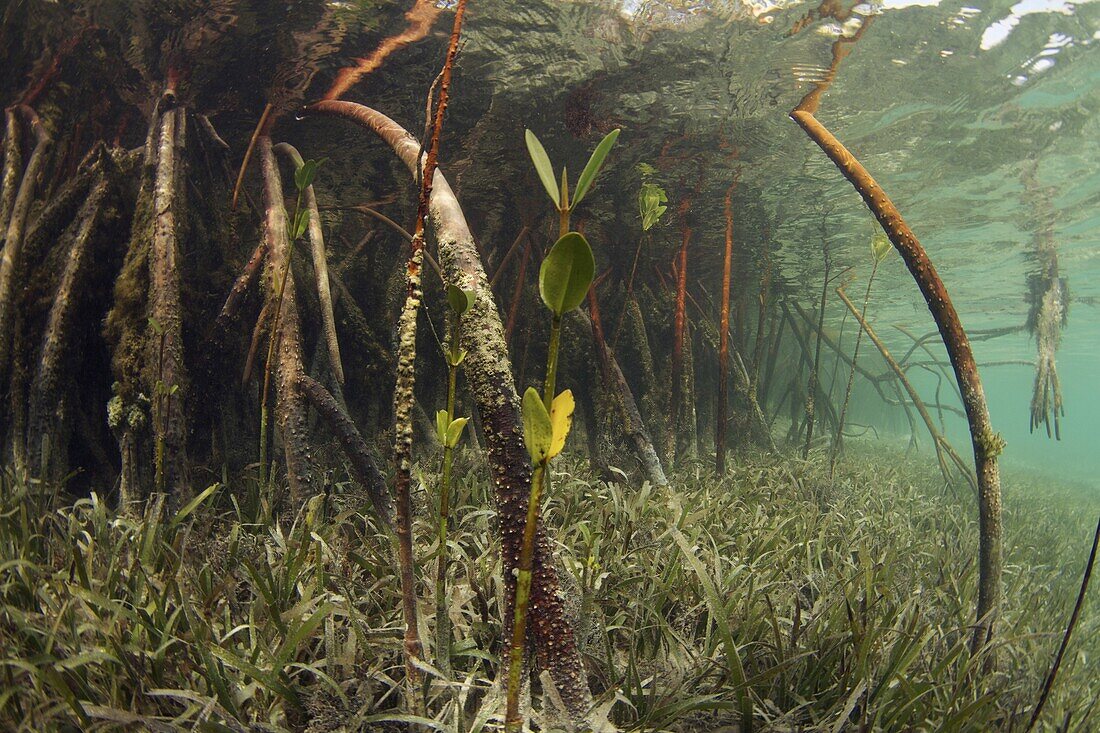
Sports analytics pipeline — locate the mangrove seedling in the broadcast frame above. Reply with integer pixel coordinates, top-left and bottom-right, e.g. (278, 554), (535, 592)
(637, 164), (668, 232)
(831, 229), (892, 477)
(525, 127), (620, 236)
(504, 231), (592, 732)
(259, 157), (322, 486)
(434, 282), (475, 676)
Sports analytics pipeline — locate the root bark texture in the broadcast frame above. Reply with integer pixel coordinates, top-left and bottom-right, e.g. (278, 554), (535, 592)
(148, 105), (188, 494)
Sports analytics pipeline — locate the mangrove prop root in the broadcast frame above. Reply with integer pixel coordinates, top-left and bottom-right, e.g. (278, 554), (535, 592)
(716, 183), (735, 474)
(0, 107), (23, 239)
(490, 225), (530, 288)
(302, 100), (595, 723)
(893, 323), (964, 404)
(274, 143), (344, 384)
(582, 290), (668, 488)
(793, 107), (1003, 652)
(258, 136), (318, 504)
(835, 287), (975, 492)
(232, 102), (273, 211)
(148, 104), (189, 494)
(27, 172), (111, 476)
(391, 0), (466, 703)
(1026, 515), (1100, 732)
(691, 285), (774, 452)
(242, 299), (271, 386)
(213, 238), (267, 335)
(0, 105), (51, 384)
(504, 234), (532, 342)
(105, 102), (163, 508)
(196, 114), (230, 151)
(781, 305), (841, 438)
(297, 374), (394, 528)
(803, 250), (831, 459)
(671, 201), (691, 464)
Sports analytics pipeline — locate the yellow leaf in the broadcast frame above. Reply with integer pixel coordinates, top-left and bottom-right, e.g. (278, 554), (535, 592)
(547, 390), (575, 459)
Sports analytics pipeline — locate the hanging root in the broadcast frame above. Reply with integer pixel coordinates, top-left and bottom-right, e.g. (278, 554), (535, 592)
(297, 374), (394, 528)
(274, 143), (344, 385)
(1029, 279), (1066, 439)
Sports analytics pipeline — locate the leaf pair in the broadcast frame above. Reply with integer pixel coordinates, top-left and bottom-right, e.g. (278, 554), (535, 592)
(446, 283), (477, 316)
(435, 410), (468, 449)
(525, 128), (620, 211)
(539, 232), (595, 317)
(521, 388), (575, 464)
(294, 158), (325, 193)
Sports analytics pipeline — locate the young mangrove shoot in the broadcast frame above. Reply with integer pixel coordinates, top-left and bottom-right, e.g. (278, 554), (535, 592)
(830, 230), (892, 477)
(434, 283), (475, 676)
(525, 127), (620, 237)
(504, 231), (592, 732)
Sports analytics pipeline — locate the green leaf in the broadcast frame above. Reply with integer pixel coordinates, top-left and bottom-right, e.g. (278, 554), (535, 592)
(445, 417), (468, 448)
(293, 208), (310, 240)
(521, 387), (552, 463)
(446, 348), (467, 367)
(572, 128), (620, 207)
(147, 316), (164, 335)
(871, 231), (893, 264)
(639, 182), (669, 231)
(539, 232), (595, 316)
(294, 158), (325, 192)
(447, 284), (476, 315)
(169, 479), (218, 526)
(525, 129), (560, 208)
(436, 410), (449, 446)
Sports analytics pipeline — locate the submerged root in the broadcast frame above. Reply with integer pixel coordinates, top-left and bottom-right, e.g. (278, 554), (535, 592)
(258, 136), (317, 505)
(1029, 271), (1066, 441)
(27, 170), (111, 477)
(0, 105), (52, 387)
